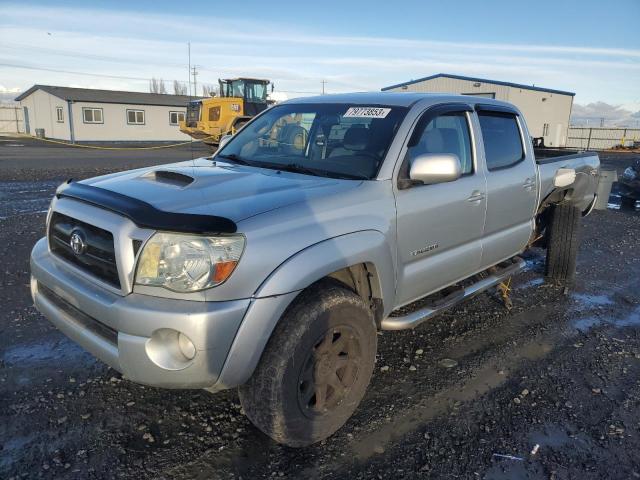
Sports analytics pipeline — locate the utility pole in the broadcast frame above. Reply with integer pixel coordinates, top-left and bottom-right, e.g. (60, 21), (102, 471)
(191, 66), (199, 97)
(600, 117), (605, 128)
(321, 80), (327, 95)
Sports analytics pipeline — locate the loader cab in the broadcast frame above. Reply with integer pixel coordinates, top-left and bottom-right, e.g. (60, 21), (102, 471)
(219, 78), (270, 116)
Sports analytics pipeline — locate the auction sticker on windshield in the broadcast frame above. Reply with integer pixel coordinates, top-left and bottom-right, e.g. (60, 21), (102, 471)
(343, 107), (391, 119)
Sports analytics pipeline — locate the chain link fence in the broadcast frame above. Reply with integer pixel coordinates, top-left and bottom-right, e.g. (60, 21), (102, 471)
(567, 127), (640, 150)
(0, 105), (24, 134)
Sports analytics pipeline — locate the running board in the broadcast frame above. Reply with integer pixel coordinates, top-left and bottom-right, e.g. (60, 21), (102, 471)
(381, 257), (526, 331)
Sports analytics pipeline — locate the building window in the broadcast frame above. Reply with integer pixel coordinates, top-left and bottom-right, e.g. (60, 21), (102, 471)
(543, 123), (550, 136)
(56, 106), (64, 123)
(82, 107), (103, 124)
(169, 111), (185, 125)
(462, 92), (496, 99)
(127, 109), (145, 125)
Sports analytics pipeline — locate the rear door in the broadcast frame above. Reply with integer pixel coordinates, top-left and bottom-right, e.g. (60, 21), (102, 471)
(394, 104), (487, 306)
(475, 105), (538, 268)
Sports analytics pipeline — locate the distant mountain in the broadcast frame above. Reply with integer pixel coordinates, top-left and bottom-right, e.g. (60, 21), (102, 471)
(571, 101), (640, 128)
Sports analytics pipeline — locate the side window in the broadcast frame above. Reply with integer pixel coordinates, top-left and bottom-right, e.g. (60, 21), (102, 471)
(169, 111), (185, 125)
(406, 112), (473, 175)
(127, 109), (145, 125)
(83, 107), (103, 124)
(478, 112), (524, 170)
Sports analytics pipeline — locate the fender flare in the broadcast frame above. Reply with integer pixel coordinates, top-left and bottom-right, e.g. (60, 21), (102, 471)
(254, 230), (395, 306)
(214, 230), (395, 389)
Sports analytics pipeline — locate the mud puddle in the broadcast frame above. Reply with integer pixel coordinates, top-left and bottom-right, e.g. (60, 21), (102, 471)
(3, 337), (96, 367)
(574, 305), (640, 332)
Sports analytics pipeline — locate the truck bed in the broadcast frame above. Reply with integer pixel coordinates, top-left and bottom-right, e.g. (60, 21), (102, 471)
(534, 148), (600, 212)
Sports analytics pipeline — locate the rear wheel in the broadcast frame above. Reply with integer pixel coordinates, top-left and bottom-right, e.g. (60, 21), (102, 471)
(238, 280), (377, 447)
(545, 203), (581, 284)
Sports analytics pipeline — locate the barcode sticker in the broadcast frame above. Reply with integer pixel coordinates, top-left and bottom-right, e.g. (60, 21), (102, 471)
(343, 107), (391, 119)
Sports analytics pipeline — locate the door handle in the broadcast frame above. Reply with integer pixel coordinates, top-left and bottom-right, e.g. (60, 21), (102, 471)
(467, 191), (485, 203)
(522, 178), (536, 191)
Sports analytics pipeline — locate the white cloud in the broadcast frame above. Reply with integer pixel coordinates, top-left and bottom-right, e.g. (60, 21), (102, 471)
(0, 3), (638, 105)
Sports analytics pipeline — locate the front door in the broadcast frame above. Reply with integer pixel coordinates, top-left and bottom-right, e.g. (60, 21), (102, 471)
(395, 105), (487, 307)
(23, 107), (30, 134)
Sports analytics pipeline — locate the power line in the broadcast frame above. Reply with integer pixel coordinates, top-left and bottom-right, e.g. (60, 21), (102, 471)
(2, 62), (325, 95)
(1, 62), (189, 85)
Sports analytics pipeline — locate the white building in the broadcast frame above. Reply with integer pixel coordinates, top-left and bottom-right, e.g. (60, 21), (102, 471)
(16, 85), (196, 142)
(382, 74), (575, 147)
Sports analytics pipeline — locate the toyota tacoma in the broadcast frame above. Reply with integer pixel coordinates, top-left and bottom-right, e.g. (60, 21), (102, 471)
(31, 93), (600, 446)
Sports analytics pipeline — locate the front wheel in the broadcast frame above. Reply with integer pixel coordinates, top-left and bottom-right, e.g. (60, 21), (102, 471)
(238, 280), (377, 447)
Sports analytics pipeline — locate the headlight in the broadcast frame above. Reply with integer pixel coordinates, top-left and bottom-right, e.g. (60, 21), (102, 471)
(135, 233), (245, 292)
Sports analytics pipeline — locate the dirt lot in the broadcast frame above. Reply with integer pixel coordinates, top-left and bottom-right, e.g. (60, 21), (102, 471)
(1, 141), (639, 479)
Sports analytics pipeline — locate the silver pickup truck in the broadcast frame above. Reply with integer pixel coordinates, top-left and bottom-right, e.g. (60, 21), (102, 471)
(30, 93), (599, 446)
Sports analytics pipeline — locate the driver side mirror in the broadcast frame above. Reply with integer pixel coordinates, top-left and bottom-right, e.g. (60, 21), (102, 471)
(219, 134), (233, 148)
(409, 153), (462, 185)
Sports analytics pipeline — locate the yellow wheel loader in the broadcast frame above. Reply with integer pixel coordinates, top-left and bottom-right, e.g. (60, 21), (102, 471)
(179, 78), (271, 146)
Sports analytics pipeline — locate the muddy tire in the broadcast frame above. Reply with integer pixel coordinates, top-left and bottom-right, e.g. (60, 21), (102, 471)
(238, 280), (377, 447)
(545, 203), (581, 284)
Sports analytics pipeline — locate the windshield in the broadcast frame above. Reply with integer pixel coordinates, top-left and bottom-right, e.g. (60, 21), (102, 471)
(244, 82), (268, 102)
(216, 103), (407, 180)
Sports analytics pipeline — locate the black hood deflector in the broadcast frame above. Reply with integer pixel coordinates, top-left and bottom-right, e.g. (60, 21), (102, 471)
(56, 181), (237, 234)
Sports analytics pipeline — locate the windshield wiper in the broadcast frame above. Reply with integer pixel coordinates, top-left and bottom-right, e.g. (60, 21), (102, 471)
(216, 153), (252, 166)
(278, 163), (324, 176)
(277, 163), (368, 180)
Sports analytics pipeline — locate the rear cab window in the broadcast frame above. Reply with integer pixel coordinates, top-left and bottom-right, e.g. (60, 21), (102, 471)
(477, 112), (525, 170)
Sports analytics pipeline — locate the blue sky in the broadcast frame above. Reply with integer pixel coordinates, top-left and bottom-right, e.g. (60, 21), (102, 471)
(1, 0), (639, 122)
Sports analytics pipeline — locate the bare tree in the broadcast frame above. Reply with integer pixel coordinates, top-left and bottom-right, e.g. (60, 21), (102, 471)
(201, 84), (216, 97)
(173, 80), (187, 96)
(149, 77), (159, 93)
(149, 78), (168, 94)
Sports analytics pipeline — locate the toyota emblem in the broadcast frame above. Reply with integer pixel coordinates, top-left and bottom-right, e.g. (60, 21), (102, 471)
(69, 230), (87, 255)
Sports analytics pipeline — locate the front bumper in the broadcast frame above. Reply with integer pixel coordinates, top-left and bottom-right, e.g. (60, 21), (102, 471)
(30, 238), (250, 389)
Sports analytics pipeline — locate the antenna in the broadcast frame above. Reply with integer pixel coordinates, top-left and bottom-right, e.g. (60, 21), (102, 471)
(188, 42), (191, 97)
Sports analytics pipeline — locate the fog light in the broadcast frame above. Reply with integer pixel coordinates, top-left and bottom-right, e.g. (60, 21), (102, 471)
(178, 332), (196, 360)
(146, 328), (197, 370)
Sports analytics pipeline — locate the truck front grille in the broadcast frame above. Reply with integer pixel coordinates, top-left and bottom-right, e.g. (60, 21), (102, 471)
(48, 212), (120, 288)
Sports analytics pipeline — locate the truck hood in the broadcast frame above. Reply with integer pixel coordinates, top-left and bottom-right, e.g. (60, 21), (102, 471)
(81, 158), (359, 223)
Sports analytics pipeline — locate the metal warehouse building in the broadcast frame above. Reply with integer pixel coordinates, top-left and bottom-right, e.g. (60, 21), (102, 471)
(382, 73), (574, 147)
(16, 85), (195, 143)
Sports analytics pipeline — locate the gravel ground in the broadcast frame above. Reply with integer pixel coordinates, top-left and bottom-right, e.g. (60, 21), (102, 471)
(1, 142), (639, 479)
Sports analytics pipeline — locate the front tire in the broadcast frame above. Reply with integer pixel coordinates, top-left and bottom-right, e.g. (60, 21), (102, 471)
(238, 280), (377, 447)
(545, 203), (582, 284)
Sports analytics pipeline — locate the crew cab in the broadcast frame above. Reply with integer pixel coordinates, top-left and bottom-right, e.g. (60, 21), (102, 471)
(30, 93), (600, 446)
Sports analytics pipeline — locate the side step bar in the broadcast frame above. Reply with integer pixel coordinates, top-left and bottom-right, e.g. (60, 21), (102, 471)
(381, 257), (526, 331)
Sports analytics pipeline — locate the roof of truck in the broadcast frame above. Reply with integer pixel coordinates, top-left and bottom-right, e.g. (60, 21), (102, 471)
(283, 91), (513, 108)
